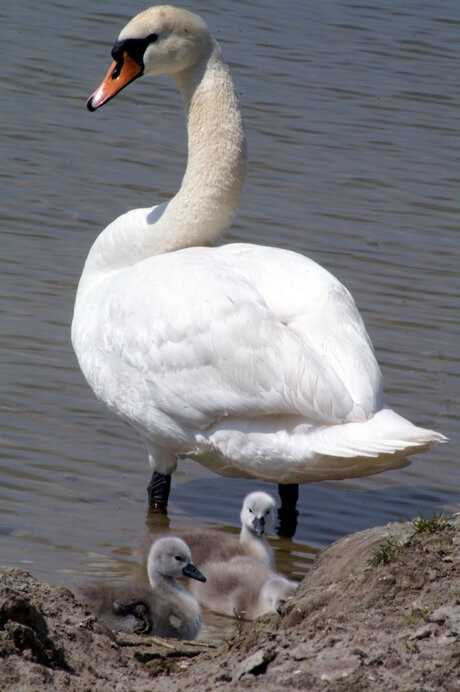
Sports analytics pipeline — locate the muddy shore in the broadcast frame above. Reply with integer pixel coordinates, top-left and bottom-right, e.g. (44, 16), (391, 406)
(1, 513), (458, 691)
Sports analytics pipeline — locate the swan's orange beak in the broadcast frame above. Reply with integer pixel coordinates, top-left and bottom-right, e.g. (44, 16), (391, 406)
(87, 53), (143, 111)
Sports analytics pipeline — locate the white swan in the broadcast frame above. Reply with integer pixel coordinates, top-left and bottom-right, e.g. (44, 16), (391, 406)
(72, 536), (205, 639)
(72, 5), (446, 512)
(187, 555), (297, 620)
(135, 491), (276, 569)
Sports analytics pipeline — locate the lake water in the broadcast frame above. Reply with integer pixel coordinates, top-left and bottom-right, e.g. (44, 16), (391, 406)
(1, 0), (459, 637)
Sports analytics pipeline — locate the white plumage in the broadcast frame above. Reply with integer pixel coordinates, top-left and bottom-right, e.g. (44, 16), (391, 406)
(72, 6), (445, 492)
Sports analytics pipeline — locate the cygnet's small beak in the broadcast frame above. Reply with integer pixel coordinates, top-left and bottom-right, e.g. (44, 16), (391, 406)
(183, 562), (206, 583)
(87, 53), (143, 111)
(252, 516), (265, 536)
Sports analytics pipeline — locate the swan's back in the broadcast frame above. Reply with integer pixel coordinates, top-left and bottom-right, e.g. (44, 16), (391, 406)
(135, 529), (243, 569)
(188, 556), (295, 620)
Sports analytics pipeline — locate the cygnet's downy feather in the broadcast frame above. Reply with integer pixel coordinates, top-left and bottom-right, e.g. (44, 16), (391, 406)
(72, 537), (205, 639)
(188, 555), (297, 620)
(135, 491), (276, 569)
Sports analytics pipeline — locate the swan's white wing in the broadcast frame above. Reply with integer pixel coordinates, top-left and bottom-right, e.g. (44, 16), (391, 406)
(78, 245), (362, 435)
(216, 243), (383, 418)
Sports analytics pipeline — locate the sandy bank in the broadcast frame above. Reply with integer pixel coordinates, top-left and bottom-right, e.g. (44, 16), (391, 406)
(1, 512), (458, 690)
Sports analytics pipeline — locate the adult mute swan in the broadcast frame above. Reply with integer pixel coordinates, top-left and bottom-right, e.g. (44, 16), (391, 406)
(72, 537), (205, 638)
(72, 6), (446, 521)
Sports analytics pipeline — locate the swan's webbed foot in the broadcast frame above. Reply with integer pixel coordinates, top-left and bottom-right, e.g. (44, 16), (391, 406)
(147, 471), (171, 512)
(276, 483), (299, 538)
(113, 599), (152, 634)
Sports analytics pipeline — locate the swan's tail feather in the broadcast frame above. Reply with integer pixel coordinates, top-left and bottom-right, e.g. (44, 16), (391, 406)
(200, 408), (447, 483)
(267, 407), (449, 481)
(307, 408), (447, 460)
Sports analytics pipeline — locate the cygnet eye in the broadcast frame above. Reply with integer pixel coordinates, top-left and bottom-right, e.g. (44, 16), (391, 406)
(175, 555), (183, 561)
(265, 510), (270, 515)
(248, 508), (253, 513)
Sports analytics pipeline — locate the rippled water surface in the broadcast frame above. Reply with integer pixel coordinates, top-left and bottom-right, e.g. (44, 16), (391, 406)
(1, 0), (459, 637)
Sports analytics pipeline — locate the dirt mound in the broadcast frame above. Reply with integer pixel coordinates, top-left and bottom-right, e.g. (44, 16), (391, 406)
(1, 513), (459, 690)
(0, 569), (153, 690)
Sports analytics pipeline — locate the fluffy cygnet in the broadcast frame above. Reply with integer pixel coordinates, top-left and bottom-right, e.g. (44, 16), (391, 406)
(72, 537), (205, 639)
(188, 555), (297, 620)
(136, 491), (276, 569)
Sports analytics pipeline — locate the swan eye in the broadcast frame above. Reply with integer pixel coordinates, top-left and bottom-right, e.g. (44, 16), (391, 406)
(248, 508), (253, 513)
(265, 510), (270, 515)
(146, 33), (158, 44)
(175, 555), (182, 561)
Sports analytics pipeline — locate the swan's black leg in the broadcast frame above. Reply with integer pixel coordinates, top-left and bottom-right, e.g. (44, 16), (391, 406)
(147, 471), (171, 512)
(277, 483), (299, 538)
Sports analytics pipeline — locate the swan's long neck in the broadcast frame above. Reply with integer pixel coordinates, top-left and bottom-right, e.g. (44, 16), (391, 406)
(240, 525), (274, 568)
(84, 41), (246, 275)
(149, 570), (183, 593)
(168, 42), (247, 250)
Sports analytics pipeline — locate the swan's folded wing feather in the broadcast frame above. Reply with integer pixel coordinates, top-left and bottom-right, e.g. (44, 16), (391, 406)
(216, 243), (383, 417)
(86, 247), (356, 431)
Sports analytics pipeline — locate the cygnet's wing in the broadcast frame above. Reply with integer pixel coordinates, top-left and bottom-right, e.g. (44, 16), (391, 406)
(71, 580), (152, 633)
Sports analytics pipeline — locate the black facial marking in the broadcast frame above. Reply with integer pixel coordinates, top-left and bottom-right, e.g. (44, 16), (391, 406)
(111, 62), (122, 79)
(111, 33), (158, 68)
